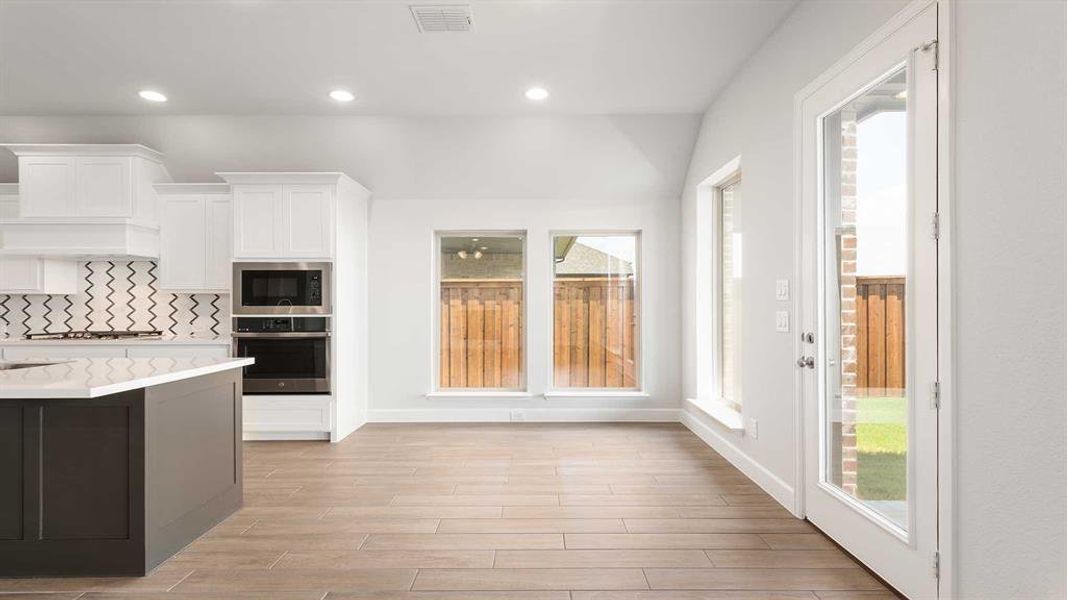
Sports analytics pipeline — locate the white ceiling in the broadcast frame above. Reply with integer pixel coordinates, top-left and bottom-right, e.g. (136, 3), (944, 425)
(0, 0), (797, 116)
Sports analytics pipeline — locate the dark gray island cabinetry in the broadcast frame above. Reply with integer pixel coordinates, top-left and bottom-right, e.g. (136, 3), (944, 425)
(0, 357), (253, 576)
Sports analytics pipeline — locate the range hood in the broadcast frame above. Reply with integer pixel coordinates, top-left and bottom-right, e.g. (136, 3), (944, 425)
(0, 144), (171, 259)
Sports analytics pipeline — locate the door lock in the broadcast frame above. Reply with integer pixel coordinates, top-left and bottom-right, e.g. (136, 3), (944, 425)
(796, 356), (815, 369)
(801, 331), (815, 344)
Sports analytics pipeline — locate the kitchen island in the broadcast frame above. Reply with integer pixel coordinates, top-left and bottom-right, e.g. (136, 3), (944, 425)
(0, 356), (253, 576)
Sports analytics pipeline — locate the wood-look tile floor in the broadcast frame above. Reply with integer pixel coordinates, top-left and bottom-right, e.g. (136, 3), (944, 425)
(0, 423), (896, 599)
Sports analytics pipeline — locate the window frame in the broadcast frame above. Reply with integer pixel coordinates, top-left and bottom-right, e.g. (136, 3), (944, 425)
(432, 230), (528, 394)
(547, 229), (643, 394)
(714, 176), (743, 411)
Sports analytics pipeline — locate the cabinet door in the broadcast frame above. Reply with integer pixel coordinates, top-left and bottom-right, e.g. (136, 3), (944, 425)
(159, 196), (207, 290)
(0, 257), (41, 292)
(19, 157), (75, 216)
(282, 185), (332, 258)
(0, 257), (77, 294)
(233, 186), (282, 258)
(76, 157), (132, 216)
(2, 345), (128, 360)
(126, 344), (229, 358)
(204, 196), (232, 290)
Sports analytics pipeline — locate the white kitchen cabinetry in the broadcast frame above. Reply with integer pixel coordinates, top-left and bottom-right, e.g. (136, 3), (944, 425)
(219, 172), (371, 443)
(1, 343), (230, 361)
(0, 257), (78, 294)
(231, 185), (282, 258)
(242, 396), (333, 441)
(155, 184), (231, 292)
(221, 174), (345, 260)
(3, 345), (128, 360)
(0, 144), (171, 258)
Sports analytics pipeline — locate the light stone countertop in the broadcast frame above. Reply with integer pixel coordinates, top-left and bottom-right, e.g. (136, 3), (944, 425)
(0, 335), (232, 345)
(0, 356), (253, 399)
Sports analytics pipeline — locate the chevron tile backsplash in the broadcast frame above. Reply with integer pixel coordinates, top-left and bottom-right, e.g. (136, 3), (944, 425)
(0, 261), (229, 339)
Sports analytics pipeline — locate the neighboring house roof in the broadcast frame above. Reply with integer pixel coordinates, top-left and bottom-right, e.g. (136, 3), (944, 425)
(555, 241), (634, 276)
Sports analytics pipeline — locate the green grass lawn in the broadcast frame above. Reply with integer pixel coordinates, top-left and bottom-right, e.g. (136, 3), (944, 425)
(856, 396), (906, 501)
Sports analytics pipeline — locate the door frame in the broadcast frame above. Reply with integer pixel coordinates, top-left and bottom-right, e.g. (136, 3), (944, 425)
(790, 0), (956, 596)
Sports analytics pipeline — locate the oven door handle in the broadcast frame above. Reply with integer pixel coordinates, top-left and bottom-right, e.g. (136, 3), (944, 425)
(232, 332), (332, 338)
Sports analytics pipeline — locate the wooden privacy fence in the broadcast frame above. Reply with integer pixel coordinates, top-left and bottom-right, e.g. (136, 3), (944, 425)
(439, 277), (637, 389)
(855, 276), (905, 395)
(440, 280), (523, 389)
(554, 277), (637, 389)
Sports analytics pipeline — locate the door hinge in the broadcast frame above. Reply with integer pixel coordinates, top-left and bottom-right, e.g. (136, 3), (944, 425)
(932, 551), (941, 580)
(930, 381), (941, 410)
(931, 212), (941, 240)
(917, 39), (939, 71)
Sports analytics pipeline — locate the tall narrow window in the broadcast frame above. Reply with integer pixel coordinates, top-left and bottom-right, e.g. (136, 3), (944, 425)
(438, 233), (525, 390)
(552, 233), (639, 389)
(718, 180), (742, 410)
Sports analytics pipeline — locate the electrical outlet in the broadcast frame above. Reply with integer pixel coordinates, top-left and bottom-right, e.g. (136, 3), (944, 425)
(775, 310), (790, 332)
(510, 410), (526, 422)
(746, 418), (759, 439)
(775, 279), (790, 301)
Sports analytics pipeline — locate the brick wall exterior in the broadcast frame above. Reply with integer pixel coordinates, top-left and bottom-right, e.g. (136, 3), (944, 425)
(838, 109), (859, 495)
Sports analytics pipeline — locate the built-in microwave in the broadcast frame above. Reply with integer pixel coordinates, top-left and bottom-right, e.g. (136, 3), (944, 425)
(233, 262), (332, 315)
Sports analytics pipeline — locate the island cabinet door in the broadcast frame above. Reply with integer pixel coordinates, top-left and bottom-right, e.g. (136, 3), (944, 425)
(0, 392), (147, 577)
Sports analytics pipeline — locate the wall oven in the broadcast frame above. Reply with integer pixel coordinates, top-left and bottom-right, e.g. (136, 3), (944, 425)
(233, 262), (332, 315)
(233, 317), (330, 394)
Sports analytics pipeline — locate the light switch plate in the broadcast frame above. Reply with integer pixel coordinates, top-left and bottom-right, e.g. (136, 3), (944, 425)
(775, 310), (790, 332)
(775, 279), (790, 301)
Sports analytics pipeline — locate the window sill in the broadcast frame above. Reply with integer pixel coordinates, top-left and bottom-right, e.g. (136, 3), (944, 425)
(686, 398), (744, 431)
(425, 391), (534, 399)
(543, 391), (650, 399)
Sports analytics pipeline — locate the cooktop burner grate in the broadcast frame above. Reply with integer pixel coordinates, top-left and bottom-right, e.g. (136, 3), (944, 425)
(25, 330), (164, 341)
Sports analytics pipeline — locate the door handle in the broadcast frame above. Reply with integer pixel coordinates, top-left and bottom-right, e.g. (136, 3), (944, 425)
(796, 356), (815, 369)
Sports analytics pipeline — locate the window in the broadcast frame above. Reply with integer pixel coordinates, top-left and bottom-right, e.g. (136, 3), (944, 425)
(717, 179), (742, 410)
(437, 233), (525, 390)
(552, 233), (639, 389)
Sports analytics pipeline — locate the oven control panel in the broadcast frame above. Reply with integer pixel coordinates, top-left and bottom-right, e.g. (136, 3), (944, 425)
(233, 316), (330, 333)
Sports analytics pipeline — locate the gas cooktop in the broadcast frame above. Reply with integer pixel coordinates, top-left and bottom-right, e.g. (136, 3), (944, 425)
(24, 330), (164, 341)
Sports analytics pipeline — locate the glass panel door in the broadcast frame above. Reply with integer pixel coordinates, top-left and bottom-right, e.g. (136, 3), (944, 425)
(822, 67), (909, 531)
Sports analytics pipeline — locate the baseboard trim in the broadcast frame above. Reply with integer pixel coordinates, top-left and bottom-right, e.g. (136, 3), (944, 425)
(680, 408), (798, 516)
(243, 431), (330, 441)
(366, 407), (682, 423)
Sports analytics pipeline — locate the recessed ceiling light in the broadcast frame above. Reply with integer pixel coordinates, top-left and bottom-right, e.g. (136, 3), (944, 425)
(329, 89), (355, 102)
(525, 86), (549, 101)
(138, 90), (167, 102)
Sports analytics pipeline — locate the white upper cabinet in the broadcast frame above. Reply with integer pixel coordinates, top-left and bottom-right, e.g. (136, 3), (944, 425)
(282, 185), (333, 258)
(0, 144), (171, 259)
(7, 145), (165, 221)
(221, 174), (345, 260)
(232, 185), (282, 258)
(20, 157), (75, 216)
(76, 157), (133, 216)
(155, 184), (231, 292)
(205, 196), (233, 289)
(0, 256), (78, 294)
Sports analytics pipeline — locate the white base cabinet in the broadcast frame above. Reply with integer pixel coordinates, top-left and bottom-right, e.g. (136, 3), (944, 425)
(242, 395), (333, 440)
(0, 343), (229, 361)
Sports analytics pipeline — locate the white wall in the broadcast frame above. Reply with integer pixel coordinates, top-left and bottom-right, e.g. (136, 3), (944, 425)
(0, 114), (697, 420)
(679, 0), (908, 490)
(368, 194), (680, 421)
(953, 1), (1066, 597)
(679, 0), (1067, 597)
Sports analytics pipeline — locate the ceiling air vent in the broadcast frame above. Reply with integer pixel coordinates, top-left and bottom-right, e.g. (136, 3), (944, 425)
(410, 4), (474, 32)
